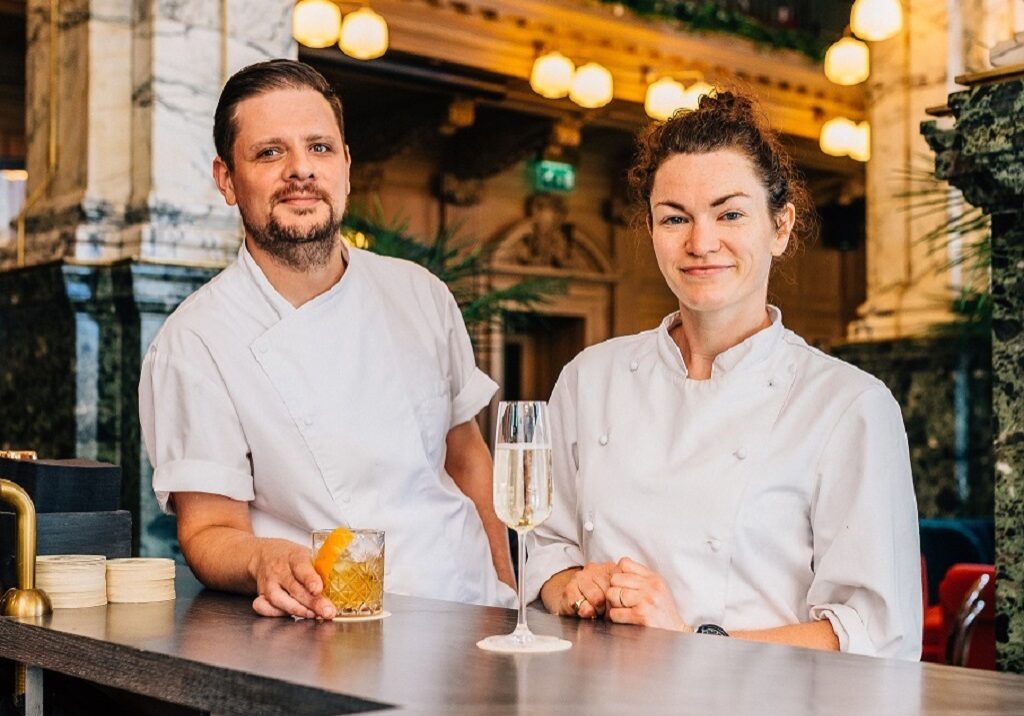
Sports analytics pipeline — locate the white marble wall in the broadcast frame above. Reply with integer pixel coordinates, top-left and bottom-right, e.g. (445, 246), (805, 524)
(849, 0), (1022, 340)
(3, 0), (295, 269)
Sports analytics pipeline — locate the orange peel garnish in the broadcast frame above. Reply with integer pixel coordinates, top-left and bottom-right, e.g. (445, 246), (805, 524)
(313, 527), (354, 583)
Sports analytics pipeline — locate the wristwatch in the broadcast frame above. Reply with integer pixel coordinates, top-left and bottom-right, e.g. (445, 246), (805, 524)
(695, 623), (729, 636)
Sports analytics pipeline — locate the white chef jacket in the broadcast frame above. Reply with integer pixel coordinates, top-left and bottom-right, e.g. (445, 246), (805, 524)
(139, 243), (516, 608)
(526, 307), (922, 659)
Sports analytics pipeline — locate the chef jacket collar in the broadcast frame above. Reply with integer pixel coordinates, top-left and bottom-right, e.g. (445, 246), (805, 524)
(238, 239), (353, 320)
(656, 305), (784, 379)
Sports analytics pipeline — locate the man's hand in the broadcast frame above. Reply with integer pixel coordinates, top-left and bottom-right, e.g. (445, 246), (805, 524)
(248, 538), (336, 619)
(605, 557), (690, 632)
(174, 491), (336, 619)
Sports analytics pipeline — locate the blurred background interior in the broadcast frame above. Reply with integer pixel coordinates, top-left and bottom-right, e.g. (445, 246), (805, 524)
(0, 0), (1022, 671)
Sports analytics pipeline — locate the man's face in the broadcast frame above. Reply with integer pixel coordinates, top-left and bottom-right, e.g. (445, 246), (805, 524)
(213, 87), (350, 270)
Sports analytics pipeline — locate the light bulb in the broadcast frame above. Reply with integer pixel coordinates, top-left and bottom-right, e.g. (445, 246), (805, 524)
(292, 0), (341, 49)
(851, 0), (903, 42)
(644, 77), (688, 121)
(824, 37), (870, 85)
(530, 52), (575, 99)
(819, 116), (859, 157)
(339, 7), (389, 60)
(569, 63), (614, 109)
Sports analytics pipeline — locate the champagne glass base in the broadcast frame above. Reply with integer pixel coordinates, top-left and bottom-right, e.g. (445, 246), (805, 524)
(476, 633), (572, 653)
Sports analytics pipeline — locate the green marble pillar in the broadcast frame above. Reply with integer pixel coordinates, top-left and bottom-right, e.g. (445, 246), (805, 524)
(0, 261), (218, 556)
(923, 72), (1024, 672)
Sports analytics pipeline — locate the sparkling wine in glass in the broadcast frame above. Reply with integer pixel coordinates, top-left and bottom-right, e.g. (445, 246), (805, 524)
(477, 401), (571, 653)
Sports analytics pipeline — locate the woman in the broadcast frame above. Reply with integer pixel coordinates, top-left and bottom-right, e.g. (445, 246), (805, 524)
(525, 92), (921, 660)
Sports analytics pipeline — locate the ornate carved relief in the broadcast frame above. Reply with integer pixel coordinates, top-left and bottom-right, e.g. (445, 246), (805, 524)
(491, 193), (612, 277)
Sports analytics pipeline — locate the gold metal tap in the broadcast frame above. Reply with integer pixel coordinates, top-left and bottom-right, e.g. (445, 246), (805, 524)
(0, 478), (52, 618)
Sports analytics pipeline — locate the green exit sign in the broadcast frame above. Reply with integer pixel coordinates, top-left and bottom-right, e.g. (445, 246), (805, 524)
(531, 160), (576, 193)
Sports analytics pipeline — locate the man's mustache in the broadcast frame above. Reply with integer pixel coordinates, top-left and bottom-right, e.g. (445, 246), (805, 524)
(271, 182), (331, 205)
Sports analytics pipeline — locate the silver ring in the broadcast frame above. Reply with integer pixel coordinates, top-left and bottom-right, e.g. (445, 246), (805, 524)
(572, 597), (586, 613)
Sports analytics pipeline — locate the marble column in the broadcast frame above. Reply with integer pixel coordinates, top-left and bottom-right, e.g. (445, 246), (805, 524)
(0, 0), (295, 555)
(922, 73), (1024, 672)
(2, 0), (294, 267)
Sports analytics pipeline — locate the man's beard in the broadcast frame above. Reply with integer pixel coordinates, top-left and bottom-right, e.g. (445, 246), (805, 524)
(242, 183), (344, 271)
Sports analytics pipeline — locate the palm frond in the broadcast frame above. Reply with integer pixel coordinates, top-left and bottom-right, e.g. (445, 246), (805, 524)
(342, 202), (565, 333)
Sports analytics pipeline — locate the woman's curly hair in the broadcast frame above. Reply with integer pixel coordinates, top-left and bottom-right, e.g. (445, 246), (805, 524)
(627, 90), (817, 258)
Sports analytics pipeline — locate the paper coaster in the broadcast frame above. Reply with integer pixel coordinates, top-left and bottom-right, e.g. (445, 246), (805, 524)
(476, 635), (573, 653)
(331, 610), (391, 622)
(292, 610), (391, 622)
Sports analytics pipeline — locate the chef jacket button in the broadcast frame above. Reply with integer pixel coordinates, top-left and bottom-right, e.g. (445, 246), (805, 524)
(734, 447), (747, 460)
(768, 378), (775, 388)
(708, 538), (722, 552)
(340, 492), (351, 504)
(257, 344), (268, 355)
(584, 520), (595, 532)
(303, 416), (314, 427)
(629, 361), (639, 372)
(598, 434), (609, 446)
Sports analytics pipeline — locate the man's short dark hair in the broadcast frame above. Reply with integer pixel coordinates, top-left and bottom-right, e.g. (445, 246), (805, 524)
(213, 59), (345, 171)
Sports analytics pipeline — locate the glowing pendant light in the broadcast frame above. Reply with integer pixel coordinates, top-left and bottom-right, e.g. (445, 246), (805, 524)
(292, 0), (342, 49)
(849, 121), (871, 162)
(824, 37), (870, 85)
(819, 117), (859, 157)
(569, 63), (614, 109)
(850, 0), (903, 42)
(339, 6), (389, 60)
(530, 52), (576, 99)
(681, 81), (714, 111)
(644, 77), (688, 121)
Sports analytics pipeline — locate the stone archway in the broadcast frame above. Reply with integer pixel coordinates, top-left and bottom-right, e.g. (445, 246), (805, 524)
(483, 193), (616, 405)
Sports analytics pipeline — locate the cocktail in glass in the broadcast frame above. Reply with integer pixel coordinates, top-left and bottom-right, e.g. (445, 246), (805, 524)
(311, 528), (385, 617)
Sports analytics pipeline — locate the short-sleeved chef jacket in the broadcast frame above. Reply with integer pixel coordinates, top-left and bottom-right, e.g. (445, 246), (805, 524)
(140, 243), (516, 608)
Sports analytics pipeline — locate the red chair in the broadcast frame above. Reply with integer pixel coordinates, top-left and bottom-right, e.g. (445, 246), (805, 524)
(921, 556), (945, 663)
(939, 563), (996, 669)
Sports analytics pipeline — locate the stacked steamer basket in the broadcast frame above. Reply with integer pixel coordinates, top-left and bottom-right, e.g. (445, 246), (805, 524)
(105, 558), (176, 603)
(35, 555), (108, 608)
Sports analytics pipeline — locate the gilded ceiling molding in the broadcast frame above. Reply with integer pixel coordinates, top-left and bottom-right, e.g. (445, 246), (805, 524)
(373, 0), (863, 139)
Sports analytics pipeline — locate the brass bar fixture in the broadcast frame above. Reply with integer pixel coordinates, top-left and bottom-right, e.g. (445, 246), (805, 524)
(0, 478), (52, 699)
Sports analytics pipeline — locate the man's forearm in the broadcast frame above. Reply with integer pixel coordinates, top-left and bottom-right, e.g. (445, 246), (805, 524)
(445, 421), (516, 589)
(179, 523), (262, 594)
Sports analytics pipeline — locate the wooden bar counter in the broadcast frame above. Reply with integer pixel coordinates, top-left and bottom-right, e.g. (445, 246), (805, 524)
(2, 567), (1024, 715)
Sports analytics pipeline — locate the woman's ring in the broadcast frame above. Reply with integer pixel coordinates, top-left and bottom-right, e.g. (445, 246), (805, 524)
(572, 597), (586, 613)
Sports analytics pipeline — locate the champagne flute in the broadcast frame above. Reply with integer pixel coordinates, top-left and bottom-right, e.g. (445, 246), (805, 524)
(477, 401), (571, 653)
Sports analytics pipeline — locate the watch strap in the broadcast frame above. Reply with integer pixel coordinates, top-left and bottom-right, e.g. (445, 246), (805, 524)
(696, 623), (729, 636)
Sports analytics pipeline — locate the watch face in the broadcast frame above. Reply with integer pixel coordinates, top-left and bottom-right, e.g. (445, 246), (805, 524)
(696, 624), (729, 636)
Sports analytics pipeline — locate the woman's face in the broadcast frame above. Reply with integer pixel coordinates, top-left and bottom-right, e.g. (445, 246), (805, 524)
(648, 149), (794, 322)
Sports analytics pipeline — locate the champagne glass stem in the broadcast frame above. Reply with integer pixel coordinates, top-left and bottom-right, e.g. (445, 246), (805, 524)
(514, 527), (531, 637)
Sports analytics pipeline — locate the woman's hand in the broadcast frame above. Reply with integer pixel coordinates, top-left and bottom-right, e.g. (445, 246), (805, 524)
(555, 562), (617, 619)
(605, 557), (691, 632)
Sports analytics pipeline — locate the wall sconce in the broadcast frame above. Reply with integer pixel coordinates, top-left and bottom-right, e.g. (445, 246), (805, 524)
(339, 6), (389, 60)
(292, 0), (342, 48)
(824, 36), (870, 85)
(530, 51), (576, 99)
(850, 0), (903, 42)
(569, 62), (614, 109)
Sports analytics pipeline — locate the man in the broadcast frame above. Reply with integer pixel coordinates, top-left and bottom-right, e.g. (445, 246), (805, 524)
(139, 59), (515, 619)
